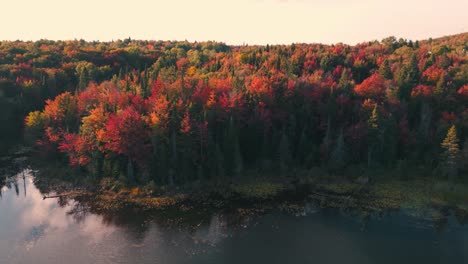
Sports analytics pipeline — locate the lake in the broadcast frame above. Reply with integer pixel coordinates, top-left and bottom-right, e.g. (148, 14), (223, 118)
(1, 169), (467, 264)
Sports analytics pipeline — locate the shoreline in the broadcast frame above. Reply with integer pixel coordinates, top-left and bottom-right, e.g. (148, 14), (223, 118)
(3, 153), (467, 223)
(53, 175), (468, 226)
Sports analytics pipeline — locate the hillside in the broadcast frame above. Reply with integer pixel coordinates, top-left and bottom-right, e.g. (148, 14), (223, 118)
(0, 33), (467, 184)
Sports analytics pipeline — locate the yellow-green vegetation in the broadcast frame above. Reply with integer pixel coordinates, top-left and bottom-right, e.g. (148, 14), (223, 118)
(370, 181), (428, 210)
(90, 178), (184, 211)
(317, 182), (362, 195)
(432, 182), (468, 210)
(305, 176), (468, 217)
(93, 190), (181, 211)
(68, 175), (468, 218)
(231, 181), (285, 200)
(363, 180), (468, 217)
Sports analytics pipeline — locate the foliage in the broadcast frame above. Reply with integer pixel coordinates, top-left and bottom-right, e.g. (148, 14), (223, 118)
(0, 33), (463, 185)
(440, 125), (460, 181)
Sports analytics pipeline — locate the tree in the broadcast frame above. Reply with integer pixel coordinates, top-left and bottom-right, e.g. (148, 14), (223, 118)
(408, 53), (420, 87)
(337, 69), (354, 92)
(440, 125), (460, 187)
(354, 73), (387, 100)
(76, 61), (95, 91)
(329, 129), (347, 171)
(278, 132), (292, 173)
(43, 92), (78, 132)
(379, 59), (393, 80)
(395, 66), (411, 100)
(434, 74), (446, 97)
(79, 106), (108, 175)
(101, 106), (150, 181)
(24, 111), (46, 144)
(367, 105), (380, 167)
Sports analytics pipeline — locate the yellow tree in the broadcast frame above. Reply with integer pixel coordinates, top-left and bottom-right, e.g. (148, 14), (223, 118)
(441, 125), (460, 187)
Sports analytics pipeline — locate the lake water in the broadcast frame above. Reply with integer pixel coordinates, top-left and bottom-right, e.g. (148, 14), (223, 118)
(1, 170), (467, 264)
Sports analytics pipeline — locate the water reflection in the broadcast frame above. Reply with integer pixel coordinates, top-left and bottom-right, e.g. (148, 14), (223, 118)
(0, 170), (242, 264)
(0, 170), (467, 264)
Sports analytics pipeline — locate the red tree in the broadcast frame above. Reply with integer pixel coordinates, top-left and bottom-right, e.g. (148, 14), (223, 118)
(101, 106), (150, 165)
(354, 73), (387, 100)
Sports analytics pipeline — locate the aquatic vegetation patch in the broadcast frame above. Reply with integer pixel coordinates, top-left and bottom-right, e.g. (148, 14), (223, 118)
(231, 182), (285, 200)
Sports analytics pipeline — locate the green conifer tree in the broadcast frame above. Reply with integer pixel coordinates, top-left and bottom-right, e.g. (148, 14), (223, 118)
(367, 105), (380, 167)
(441, 125), (460, 187)
(379, 59), (393, 80)
(329, 129), (347, 171)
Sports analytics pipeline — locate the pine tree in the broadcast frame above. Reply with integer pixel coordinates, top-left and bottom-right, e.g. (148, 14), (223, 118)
(78, 67), (89, 91)
(278, 132), (292, 173)
(434, 74), (446, 97)
(379, 59), (393, 80)
(329, 129), (347, 171)
(338, 69), (354, 92)
(367, 105), (380, 167)
(395, 66), (411, 100)
(408, 54), (420, 86)
(441, 125), (460, 186)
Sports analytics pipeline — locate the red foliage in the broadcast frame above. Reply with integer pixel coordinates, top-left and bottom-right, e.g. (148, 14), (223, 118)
(180, 112), (191, 134)
(176, 58), (189, 71)
(78, 82), (101, 113)
(422, 65), (445, 83)
(354, 73), (387, 100)
(303, 59), (318, 73)
(43, 92), (76, 125)
(457, 85), (468, 97)
(248, 76), (270, 95)
(332, 65), (344, 79)
(147, 94), (170, 130)
(58, 133), (92, 166)
(411, 84), (434, 97)
(101, 107), (150, 164)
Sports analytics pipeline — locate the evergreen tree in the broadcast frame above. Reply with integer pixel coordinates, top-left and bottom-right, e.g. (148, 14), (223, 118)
(329, 129), (347, 171)
(278, 132), (292, 173)
(379, 59), (393, 80)
(434, 74), (446, 97)
(367, 105), (380, 167)
(78, 67), (89, 91)
(395, 67), (411, 100)
(441, 125), (460, 186)
(408, 54), (420, 87)
(337, 69), (354, 92)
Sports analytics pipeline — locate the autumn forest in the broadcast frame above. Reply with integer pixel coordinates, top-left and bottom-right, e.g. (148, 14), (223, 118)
(1, 33), (468, 186)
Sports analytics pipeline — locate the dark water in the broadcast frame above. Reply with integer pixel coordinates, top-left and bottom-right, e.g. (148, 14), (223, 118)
(1, 170), (467, 264)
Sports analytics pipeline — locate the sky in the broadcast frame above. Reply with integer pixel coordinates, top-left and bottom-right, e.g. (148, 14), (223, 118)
(1, 0), (467, 45)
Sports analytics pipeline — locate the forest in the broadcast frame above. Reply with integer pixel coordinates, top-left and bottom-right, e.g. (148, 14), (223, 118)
(1, 33), (467, 186)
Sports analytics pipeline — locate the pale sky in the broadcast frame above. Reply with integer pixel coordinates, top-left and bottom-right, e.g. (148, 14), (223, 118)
(1, 0), (467, 45)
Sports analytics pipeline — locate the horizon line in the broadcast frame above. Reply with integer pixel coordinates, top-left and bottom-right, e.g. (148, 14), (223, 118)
(1, 31), (466, 47)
